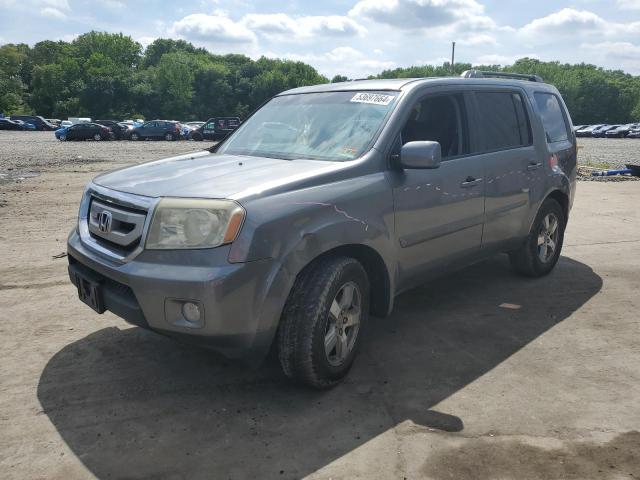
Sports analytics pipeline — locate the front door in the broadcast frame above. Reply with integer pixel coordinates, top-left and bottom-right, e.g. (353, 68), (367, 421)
(391, 92), (485, 289)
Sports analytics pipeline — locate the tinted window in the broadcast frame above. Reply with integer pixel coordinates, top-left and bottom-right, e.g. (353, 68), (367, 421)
(534, 92), (569, 143)
(401, 93), (468, 159)
(475, 91), (532, 151)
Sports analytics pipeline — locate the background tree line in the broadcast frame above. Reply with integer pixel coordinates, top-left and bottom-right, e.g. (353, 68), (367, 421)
(1, 31), (639, 124)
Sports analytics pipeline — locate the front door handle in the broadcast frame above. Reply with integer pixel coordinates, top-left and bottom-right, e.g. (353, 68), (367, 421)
(527, 162), (543, 171)
(461, 177), (483, 188)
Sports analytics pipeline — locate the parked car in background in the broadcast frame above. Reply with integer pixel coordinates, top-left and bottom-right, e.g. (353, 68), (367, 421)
(0, 118), (27, 130)
(10, 115), (56, 131)
(628, 127), (640, 138)
(55, 122), (111, 141)
(95, 120), (129, 140)
(185, 121), (205, 128)
(47, 119), (61, 127)
(590, 125), (614, 137)
(129, 120), (182, 141)
(60, 120), (73, 128)
(604, 124), (635, 138)
(573, 125), (586, 132)
(11, 119), (36, 130)
(188, 117), (241, 141)
(575, 124), (603, 137)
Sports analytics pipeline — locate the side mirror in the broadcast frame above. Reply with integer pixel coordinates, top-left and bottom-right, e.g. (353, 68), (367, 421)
(399, 141), (442, 169)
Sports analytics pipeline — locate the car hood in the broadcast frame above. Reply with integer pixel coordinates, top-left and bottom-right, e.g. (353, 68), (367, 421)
(93, 150), (347, 200)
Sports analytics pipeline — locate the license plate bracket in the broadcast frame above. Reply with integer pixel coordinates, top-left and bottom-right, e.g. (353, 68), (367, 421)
(74, 272), (105, 313)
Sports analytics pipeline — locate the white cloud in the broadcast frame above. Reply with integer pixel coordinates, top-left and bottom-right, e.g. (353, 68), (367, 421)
(170, 13), (256, 45)
(242, 13), (366, 39)
(349, 0), (485, 29)
(616, 0), (640, 10)
(519, 8), (606, 37)
(517, 8), (640, 44)
(580, 41), (640, 72)
(40, 6), (66, 19)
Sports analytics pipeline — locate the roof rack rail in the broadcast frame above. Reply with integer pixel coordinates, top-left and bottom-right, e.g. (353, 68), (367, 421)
(460, 70), (544, 83)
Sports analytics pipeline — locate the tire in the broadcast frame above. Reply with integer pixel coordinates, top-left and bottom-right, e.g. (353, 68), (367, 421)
(278, 256), (369, 389)
(509, 198), (566, 277)
(192, 132), (203, 141)
(58, 135), (66, 141)
(93, 133), (101, 141)
(130, 132), (140, 141)
(165, 132), (174, 141)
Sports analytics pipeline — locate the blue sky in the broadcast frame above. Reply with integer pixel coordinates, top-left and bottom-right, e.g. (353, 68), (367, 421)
(1, 0), (639, 77)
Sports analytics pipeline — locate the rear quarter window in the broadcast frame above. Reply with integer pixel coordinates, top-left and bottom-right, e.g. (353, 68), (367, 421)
(534, 92), (570, 143)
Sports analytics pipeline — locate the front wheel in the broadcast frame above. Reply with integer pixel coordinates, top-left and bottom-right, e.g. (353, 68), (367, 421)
(278, 256), (369, 389)
(93, 133), (101, 141)
(58, 134), (66, 141)
(509, 198), (566, 277)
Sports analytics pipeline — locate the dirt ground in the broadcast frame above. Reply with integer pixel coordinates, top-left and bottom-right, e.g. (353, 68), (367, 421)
(0, 132), (639, 479)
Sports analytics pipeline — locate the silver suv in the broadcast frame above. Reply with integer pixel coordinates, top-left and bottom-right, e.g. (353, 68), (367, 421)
(68, 71), (577, 388)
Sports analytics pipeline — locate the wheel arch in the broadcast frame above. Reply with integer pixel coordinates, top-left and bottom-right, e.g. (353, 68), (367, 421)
(295, 243), (392, 318)
(546, 189), (569, 221)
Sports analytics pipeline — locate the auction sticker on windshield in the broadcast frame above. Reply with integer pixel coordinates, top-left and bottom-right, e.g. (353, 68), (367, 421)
(350, 92), (395, 106)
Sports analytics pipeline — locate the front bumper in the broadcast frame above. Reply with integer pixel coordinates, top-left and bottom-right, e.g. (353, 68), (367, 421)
(67, 229), (283, 361)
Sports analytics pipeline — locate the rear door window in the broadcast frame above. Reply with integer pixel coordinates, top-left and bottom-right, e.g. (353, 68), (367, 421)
(534, 92), (570, 143)
(474, 91), (532, 152)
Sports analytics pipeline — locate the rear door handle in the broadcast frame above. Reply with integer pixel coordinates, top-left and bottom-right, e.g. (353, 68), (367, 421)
(527, 162), (543, 171)
(461, 177), (483, 188)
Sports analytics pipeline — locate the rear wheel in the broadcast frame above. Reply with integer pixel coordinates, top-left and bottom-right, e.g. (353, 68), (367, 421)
(278, 256), (369, 389)
(509, 198), (566, 277)
(165, 132), (175, 141)
(93, 133), (101, 141)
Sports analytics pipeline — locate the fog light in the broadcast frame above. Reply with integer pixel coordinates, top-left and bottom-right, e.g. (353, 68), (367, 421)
(182, 302), (201, 323)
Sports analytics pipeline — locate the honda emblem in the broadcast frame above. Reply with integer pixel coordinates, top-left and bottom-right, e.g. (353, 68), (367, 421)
(97, 211), (112, 233)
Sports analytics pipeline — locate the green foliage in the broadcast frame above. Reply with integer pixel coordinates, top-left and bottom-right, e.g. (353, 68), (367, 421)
(2, 31), (640, 125)
(0, 31), (328, 120)
(376, 57), (640, 124)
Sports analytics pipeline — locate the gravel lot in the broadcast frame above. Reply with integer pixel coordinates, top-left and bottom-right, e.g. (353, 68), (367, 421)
(577, 137), (640, 168)
(1, 131), (639, 479)
(1, 132), (639, 184)
(0, 131), (206, 184)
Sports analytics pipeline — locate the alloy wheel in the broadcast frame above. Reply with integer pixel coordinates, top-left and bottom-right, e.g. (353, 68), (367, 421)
(537, 213), (559, 263)
(324, 281), (361, 366)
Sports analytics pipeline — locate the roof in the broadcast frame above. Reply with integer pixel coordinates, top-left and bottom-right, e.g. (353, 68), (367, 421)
(279, 76), (554, 96)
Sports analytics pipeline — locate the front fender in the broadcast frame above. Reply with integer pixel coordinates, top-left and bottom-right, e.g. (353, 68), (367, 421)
(229, 173), (396, 360)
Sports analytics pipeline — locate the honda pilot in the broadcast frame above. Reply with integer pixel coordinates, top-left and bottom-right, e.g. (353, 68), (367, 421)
(67, 71), (577, 388)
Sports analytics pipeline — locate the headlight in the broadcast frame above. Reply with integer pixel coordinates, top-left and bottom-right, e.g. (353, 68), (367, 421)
(146, 198), (245, 249)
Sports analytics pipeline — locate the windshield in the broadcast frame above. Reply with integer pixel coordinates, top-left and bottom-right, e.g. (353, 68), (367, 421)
(218, 91), (399, 161)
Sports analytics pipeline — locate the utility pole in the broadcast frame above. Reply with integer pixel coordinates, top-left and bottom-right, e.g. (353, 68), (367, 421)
(451, 41), (456, 74)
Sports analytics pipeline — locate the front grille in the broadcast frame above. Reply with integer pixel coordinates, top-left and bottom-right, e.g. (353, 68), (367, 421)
(87, 196), (148, 255)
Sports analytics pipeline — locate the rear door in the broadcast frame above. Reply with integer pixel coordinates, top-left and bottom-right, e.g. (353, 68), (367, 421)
(468, 88), (544, 251)
(391, 91), (486, 288)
